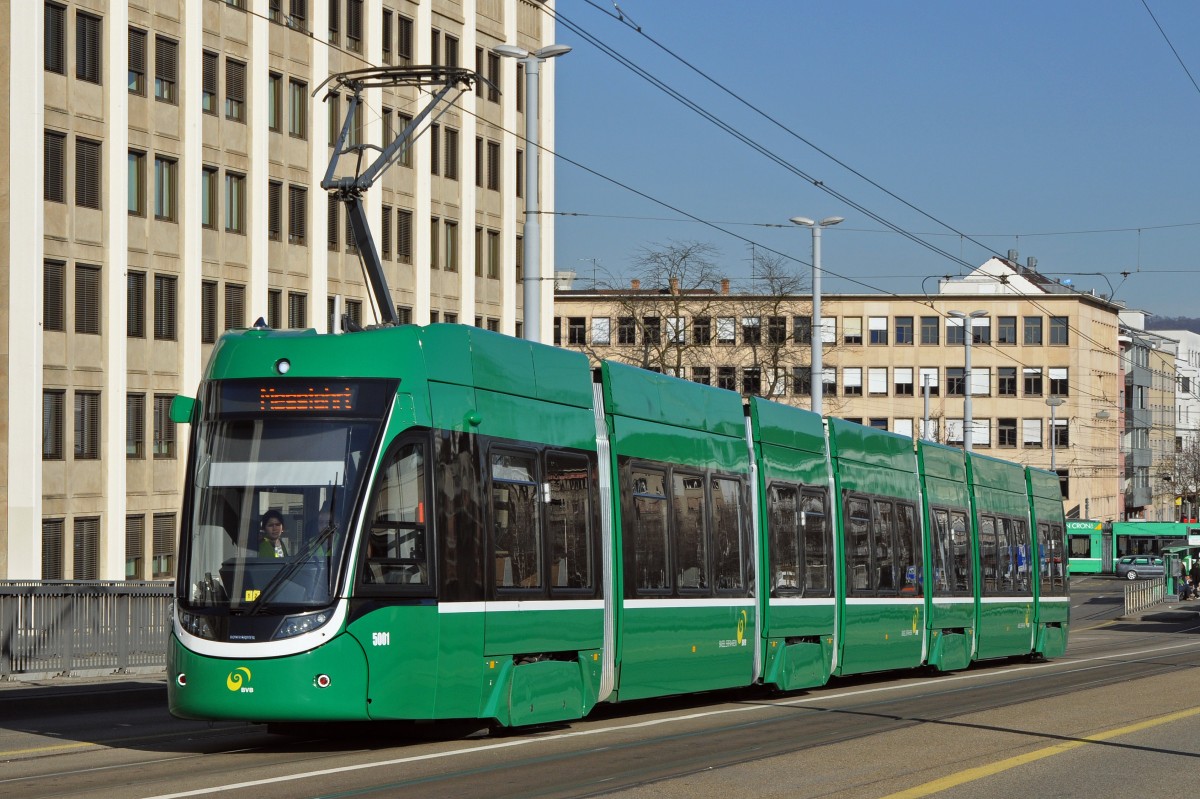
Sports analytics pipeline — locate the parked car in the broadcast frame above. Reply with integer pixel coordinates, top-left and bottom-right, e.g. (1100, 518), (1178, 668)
(1116, 555), (1165, 580)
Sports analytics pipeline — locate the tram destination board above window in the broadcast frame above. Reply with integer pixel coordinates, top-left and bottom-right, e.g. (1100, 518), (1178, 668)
(213, 379), (397, 417)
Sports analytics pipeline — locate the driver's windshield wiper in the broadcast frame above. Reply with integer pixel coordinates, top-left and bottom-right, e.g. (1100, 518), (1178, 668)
(246, 521), (339, 616)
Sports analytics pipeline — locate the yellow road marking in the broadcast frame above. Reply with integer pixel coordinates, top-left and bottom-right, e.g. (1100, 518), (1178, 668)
(1, 740), (96, 757)
(881, 704), (1200, 799)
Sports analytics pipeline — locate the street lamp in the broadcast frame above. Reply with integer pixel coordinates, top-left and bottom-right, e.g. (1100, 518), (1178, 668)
(789, 215), (844, 416)
(494, 43), (572, 343)
(948, 310), (986, 451)
(1046, 396), (1065, 470)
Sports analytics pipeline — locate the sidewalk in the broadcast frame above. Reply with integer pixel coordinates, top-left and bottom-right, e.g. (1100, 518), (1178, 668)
(0, 670), (167, 716)
(1119, 597), (1200, 622)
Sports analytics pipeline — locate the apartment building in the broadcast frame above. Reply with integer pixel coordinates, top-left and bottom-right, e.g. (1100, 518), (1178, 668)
(1, 0), (561, 580)
(554, 257), (1128, 522)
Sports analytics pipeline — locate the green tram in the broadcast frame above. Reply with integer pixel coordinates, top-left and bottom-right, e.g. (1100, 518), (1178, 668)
(168, 324), (1068, 727)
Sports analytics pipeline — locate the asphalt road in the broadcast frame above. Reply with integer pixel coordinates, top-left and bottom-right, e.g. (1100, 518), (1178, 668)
(2, 578), (1197, 799)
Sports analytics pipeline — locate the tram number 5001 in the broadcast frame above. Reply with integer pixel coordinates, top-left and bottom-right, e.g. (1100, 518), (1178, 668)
(372, 632), (391, 647)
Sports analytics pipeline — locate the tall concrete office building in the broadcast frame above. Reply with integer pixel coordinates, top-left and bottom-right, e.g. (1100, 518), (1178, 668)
(1, 0), (562, 579)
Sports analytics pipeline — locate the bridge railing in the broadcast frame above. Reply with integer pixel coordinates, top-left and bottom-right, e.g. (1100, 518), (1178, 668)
(1123, 576), (1166, 617)
(0, 581), (173, 680)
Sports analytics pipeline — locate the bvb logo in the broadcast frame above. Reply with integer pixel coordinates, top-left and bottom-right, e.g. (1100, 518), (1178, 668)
(226, 666), (253, 692)
(736, 610), (748, 646)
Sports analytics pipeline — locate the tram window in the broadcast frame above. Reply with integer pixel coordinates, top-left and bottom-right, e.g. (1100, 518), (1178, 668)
(950, 511), (971, 593)
(674, 472), (709, 590)
(1010, 519), (1030, 593)
(874, 500), (896, 592)
(896, 503), (921, 596)
(768, 485), (801, 593)
(846, 496), (872, 592)
(363, 442), (430, 588)
(801, 490), (830, 594)
(980, 515), (999, 594)
(546, 452), (593, 590)
(996, 517), (1015, 593)
(711, 477), (745, 591)
(1068, 535), (1092, 558)
(492, 451), (542, 589)
(1040, 522), (1066, 594)
(931, 508), (952, 593)
(631, 468), (669, 592)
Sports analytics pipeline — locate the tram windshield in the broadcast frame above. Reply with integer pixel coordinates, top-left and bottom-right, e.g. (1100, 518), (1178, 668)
(179, 379), (395, 614)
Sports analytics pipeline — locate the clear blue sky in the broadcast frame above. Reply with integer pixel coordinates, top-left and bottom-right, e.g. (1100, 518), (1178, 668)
(547, 1), (1200, 317)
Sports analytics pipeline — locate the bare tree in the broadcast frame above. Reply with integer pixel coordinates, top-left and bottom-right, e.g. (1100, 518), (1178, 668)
(576, 241), (731, 376)
(1160, 439), (1200, 522)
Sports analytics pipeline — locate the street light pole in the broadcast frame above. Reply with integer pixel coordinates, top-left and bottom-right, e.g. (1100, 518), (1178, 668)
(789, 215), (844, 416)
(949, 310), (986, 451)
(1046, 396), (1065, 470)
(493, 43), (571, 343)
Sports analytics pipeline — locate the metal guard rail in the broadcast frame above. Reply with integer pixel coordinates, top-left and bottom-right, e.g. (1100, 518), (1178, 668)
(1123, 576), (1166, 616)
(0, 581), (173, 680)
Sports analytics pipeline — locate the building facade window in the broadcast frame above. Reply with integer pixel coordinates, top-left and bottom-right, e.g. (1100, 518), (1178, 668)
(153, 394), (175, 458)
(267, 180), (282, 240)
(920, 315), (939, 345)
(46, 3), (67, 74)
(997, 316), (1017, 344)
(289, 78), (307, 137)
(202, 50), (218, 113)
(154, 35), (178, 102)
(998, 366), (1017, 396)
(74, 391), (101, 459)
(225, 283), (245, 331)
(154, 274), (177, 340)
(75, 263), (101, 334)
(894, 367), (914, 397)
(843, 317), (862, 345)
(76, 11), (102, 84)
(1023, 368), (1043, 396)
(75, 137), (102, 209)
(43, 390), (65, 459)
(1050, 316), (1069, 345)
(289, 185), (308, 244)
(128, 150), (146, 215)
(201, 280), (218, 343)
(288, 292), (307, 328)
(128, 27), (146, 94)
(127, 271), (145, 337)
(44, 260), (65, 331)
(868, 317), (888, 345)
(225, 172), (246, 233)
(1049, 367), (1069, 396)
(201, 166), (217, 228)
(998, 418), (1017, 448)
(127, 393), (145, 458)
(44, 130), (66, 202)
(1024, 316), (1043, 345)
(225, 58), (246, 121)
(267, 71), (282, 130)
(154, 156), (177, 221)
(894, 316), (913, 345)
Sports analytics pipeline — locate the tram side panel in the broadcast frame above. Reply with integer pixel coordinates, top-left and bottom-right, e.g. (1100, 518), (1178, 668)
(601, 362), (757, 702)
(1028, 467), (1069, 658)
(967, 453), (1037, 661)
(917, 442), (975, 672)
(827, 419), (926, 676)
(747, 398), (836, 692)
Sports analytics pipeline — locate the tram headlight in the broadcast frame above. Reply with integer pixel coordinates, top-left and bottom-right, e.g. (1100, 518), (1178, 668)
(274, 610), (333, 640)
(176, 608), (217, 641)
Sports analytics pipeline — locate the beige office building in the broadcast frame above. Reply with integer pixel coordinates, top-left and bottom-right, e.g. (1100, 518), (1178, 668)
(1, 0), (561, 579)
(554, 257), (1127, 522)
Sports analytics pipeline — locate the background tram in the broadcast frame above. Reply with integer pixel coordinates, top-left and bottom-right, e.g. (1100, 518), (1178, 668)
(168, 324), (1068, 728)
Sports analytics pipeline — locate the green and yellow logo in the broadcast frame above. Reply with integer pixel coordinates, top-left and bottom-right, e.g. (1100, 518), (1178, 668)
(736, 610), (748, 645)
(227, 666), (254, 693)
